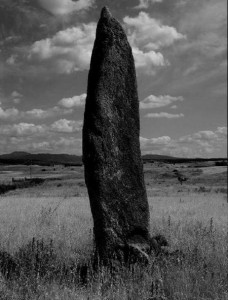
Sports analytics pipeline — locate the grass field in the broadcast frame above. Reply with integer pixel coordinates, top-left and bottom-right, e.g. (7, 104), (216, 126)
(0, 161), (227, 299)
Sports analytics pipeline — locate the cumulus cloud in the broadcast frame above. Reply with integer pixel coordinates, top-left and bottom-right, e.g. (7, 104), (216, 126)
(11, 91), (23, 104)
(54, 137), (82, 148)
(176, 127), (227, 157)
(23, 107), (73, 119)
(140, 95), (184, 109)
(0, 104), (73, 121)
(30, 137), (82, 154)
(124, 12), (185, 51)
(30, 141), (52, 151)
(140, 127), (227, 157)
(24, 108), (57, 119)
(38, 0), (94, 16)
(145, 112), (184, 118)
(27, 11), (184, 75)
(135, 0), (163, 9)
(11, 91), (22, 98)
(140, 135), (171, 146)
(0, 135), (82, 154)
(0, 123), (46, 136)
(123, 12), (185, 74)
(140, 135), (172, 153)
(51, 119), (82, 132)
(6, 55), (18, 66)
(28, 24), (96, 74)
(217, 127), (227, 135)
(0, 107), (19, 120)
(58, 94), (86, 108)
(0, 123), (226, 157)
(0, 119), (83, 137)
(132, 47), (167, 74)
(179, 127), (227, 144)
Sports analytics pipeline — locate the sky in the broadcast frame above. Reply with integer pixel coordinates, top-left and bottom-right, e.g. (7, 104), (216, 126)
(0, 0), (227, 157)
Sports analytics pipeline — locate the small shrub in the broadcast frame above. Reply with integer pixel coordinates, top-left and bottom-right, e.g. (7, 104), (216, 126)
(215, 187), (227, 194)
(198, 186), (211, 193)
(0, 183), (16, 195)
(0, 178), (45, 195)
(215, 161), (227, 166)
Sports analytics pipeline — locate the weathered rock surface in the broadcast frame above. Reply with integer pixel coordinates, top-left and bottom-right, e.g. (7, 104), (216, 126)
(83, 7), (150, 264)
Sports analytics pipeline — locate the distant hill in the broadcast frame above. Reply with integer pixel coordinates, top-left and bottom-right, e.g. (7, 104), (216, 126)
(0, 152), (226, 166)
(142, 156), (228, 165)
(0, 152), (82, 166)
(142, 154), (180, 161)
(142, 154), (227, 163)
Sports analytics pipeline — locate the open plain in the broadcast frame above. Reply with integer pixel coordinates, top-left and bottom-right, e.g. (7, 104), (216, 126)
(0, 160), (227, 299)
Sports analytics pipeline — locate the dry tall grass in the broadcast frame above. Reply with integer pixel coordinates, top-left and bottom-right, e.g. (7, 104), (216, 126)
(0, 194), (227, 299)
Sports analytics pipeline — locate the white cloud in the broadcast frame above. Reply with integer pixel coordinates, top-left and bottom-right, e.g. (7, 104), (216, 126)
(51, 119), (82, 132)
(13, 99), (21, 104)
(11, 91), (22, 98)
(124, 12), (185, 51)
(0, 119), (83, 137)
(140, 135), (172, 153)
(28, 24), (96, 74)
(23, 107), (72, 119)
(140, 127), (227, 157)
(31, 137), (82, 154)
(2, 136), (83, 155)
(176, 127), (227, 157)
(217, 126), (227, 136)
(11, 91), (23, 104)
(24, 108), (57, 119)
(1, 123), (226, 157)
(135, 0), (163, 9)
(0, 104), (73, 121)
(140, 135), (171, 145)
(6, 55), (17, 65)
(27, 11), (184, 75)
(38, 0), (94, 15)
(145, 112), (184, 118)
(58, 94), (86, 108)
(30, 141), (52, 151)
(132, 47), (167, 74)
(194, 131), (217, 141)
(0, 107), (19, 120)
(54, 137), (82, 148)
(140, 95), (184, 109)
(123, 12), (185, 74)
(179, 127), (227, 144)
(0, 123), (46, 136)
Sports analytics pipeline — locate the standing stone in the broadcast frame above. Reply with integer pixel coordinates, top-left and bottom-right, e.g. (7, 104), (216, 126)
(83, 7), (150, 264)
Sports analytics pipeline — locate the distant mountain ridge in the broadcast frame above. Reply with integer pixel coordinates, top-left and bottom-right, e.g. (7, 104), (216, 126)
(0, 152), (82, 166)
(0, 152), (226, 166)
(142, 154), (180, 160)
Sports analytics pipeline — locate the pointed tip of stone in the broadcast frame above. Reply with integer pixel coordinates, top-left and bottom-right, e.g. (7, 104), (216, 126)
(101, 6), (112, 19)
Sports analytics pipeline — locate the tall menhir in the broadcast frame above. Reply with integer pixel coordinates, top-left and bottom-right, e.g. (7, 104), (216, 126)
(83, 7), (150, 264)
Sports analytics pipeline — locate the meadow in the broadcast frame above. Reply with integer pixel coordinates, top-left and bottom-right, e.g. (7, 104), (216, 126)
(0, 161), (227, 299)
